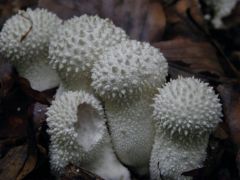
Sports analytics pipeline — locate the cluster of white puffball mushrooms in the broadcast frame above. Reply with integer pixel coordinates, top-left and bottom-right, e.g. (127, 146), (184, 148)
(0, 8), (223, 180)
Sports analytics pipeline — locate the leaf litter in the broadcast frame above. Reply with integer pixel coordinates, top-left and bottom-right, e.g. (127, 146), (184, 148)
(1, 0), (240, 179)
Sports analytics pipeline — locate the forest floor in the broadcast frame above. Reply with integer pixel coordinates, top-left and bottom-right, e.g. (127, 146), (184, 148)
(1, 0), (240, 179)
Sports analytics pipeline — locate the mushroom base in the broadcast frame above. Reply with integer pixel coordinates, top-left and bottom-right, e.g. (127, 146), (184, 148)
(17, 61), (60, 91)
(150, 131), (208, 180)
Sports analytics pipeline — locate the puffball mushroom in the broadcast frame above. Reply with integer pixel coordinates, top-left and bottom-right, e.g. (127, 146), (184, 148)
(91, 40), (168, 174)
(150, 77), (222, 180)
(49, 15), (128, 93)
(47, 91), (130, 180)
(150, 131), (208, 180)
(92, 40), (167, 100)
(0, 8), (61, 91)
(204, 0), (238, 28)
(152, 77), (222, 140)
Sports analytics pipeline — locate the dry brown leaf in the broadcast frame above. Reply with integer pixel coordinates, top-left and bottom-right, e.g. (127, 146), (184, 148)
(16, 149), (37, 180)
(217, 84), (240, 145)
(0, 64), (51, 179)
(0, 145), (28, 180)
(153, 37), (225, 77)
(163, 0), (206, 39)
(60, 164), (104, 180)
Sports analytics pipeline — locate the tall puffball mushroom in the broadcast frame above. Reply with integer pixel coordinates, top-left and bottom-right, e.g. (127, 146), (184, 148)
(150, 77), (222, 180)
(91, 40), (168, 174)
(49, 15), (128, 94)
(0, 8), (61, 91)
(47, 91), (130, 180)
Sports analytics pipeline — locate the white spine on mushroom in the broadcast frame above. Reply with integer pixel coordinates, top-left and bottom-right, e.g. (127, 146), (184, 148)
(0, 8), (61, 91)
(204, 0), (238, 28)
(91, 40), (168, 174)
(150, 77), (222, 180)
(47, 91), (130, 180)
(49, 15), (128, 93)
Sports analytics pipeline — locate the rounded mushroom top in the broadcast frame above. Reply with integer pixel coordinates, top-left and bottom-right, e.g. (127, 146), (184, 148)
(49, 15), (128, 79)
(153, 77), (222, 138)
(91, 40), (168, 101)
(46, 91), (106, 171)
(0, 8), (62, 65)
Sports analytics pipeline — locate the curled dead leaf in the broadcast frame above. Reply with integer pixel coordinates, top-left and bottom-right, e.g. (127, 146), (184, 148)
(0, 145), (28, 180)
(60, 164), (104, 180)
(16, 148), (37, 180)
(153, 38), (225, 77)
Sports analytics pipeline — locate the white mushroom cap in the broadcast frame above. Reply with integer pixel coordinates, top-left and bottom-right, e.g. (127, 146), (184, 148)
(0, 8), (62, 64)
(91, 40), (168, 101)
(46, 91), (106, 172)
(150, 130), (208, 180)
(0, 8), (61, 91)
(153, 77), (222, 139)
(49, 15), (128, 91)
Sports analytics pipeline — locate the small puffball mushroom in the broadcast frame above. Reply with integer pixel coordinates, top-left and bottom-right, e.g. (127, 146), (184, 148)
(49, 15), (128, 93)
(150, 77), (222, 180)
(91, 40), (168, 174)
(150, 131), (208, 180)
(152, 77), (222, 139)
(204, 0), (238, 28)
(0, 8), (61, 91)
(47, 91), (130, 180)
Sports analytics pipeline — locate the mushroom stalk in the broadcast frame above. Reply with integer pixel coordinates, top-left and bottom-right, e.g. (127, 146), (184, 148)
(150, 131), (208, 180)
(91, 40), (168, 174)
(105, 96), (155, 174)
(17, 60), (59, 91)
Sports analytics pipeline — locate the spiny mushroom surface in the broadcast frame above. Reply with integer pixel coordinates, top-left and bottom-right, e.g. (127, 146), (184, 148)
(91, 40), (168, 174)
(49, 15), (128, 93)
(92, 40), (168, 101)
(150, 130), (208, 180)
(153, 77), (222, 139)
(47, 91), (130, 180)
(0, 8), (61, 91)
(150, 77), (222, 180)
